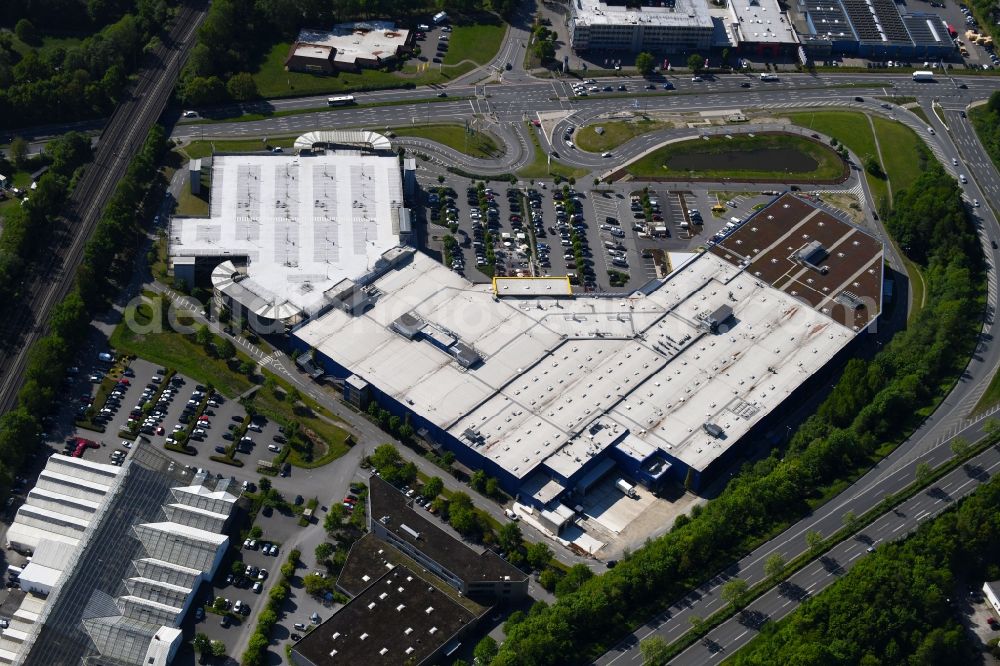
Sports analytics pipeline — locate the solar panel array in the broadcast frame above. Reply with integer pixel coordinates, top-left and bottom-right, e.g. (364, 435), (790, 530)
(871, 0), (909, 42)
(805, 0), (854, 38)
(840, 0), (882, 42)
(274, 162), (300, 221)
(312, 164), (341, 265)
(903, 14), (945, 45)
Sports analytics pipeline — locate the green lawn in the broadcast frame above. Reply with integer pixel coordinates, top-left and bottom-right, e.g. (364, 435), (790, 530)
(787, 111), (888, 210)
(176, 187), (209, 216)
(110, 303), (255, 398)
(624, 133), (844, 181)
(250, 20), (501, 100)
(10, 33), (84, 58)
(575, 119), (670, 153)
(518, 124), (589, 180)
(871, 116), (925, 196)
(441, 20), (505, 66)
(180, 137), (298, 161)
(393, 124), (502, 158)
(909, 106), (931, 125)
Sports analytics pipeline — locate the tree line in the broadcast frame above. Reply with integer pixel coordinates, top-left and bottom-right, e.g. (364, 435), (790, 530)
(971, 91), (1000, 175)
(0, 132), (92, 320)
(731, 472), (1000, 665)
(488, 163), (983, 664)
(0, 126), (166, 499)
(0, 0), (170, 128)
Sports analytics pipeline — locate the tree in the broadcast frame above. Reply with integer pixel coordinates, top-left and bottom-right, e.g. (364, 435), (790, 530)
(842, 510), (858, 530)
(303, 572), (333, 597)
(210, 640), (226, 657)
(239, 360), (255, 376)
(806, 529), (824, 552)
(315, 542), (334, 562)
(324, 503), (346, 533)
(722, 47), (731, 67)
(984, 418), (1000, 439)
(916, 461), (934, 484)
(423, 476), (443, 500)
(525, 541), (552, 571)
(950, 436), (970, 459)
(497, 522), (523, 555)
(258, 477), (271, 493)
(764, 553), (786, 583)
(230, 560), (244, 576)
(635, 51), (655, 76)
(470, 469), (487, 491)
(10, 137), (29, 170)
(216, 337), (236, 360)
(226, 72), (258, 101)
(474, 636), (499, 666)
(287, 387), (302, 405)
(721, 578), (749, 611)
(687, 54), (705, 73)
(15, 19), (38, 45)
(371, 443), (403, 473)
(864, 154), (885, 178)
(689, 614), (706, 634)
(640, 636), (670, 665)
(193, 632), (211, 655)
(555, 563), (594, 597)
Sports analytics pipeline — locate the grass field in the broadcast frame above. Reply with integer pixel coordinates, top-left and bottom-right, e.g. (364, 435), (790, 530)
(518, 125), (588, 180)
(787, 111), (889, 208)
(624, 133), (844, 181)
(393, 124), (502, 158)
(110, 303), (255, 398)
(871, 116), (925, 196)
(251, 20), (502, 99)
(179, 137), (298, 161)
(575, 119), (671, 152)
(909, 105), (931, 125)
(441, 21), (505, 66)
(176, 187), (209, 216)
(10, 33), (84, 58)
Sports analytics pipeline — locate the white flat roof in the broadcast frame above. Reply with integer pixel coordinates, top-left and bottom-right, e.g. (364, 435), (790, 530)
(170, 153), (403, 320)
(728, 0), (799, 44)
(297, 250), (859, 483)
(573, 0), (714, 29)
(298, 24), (409, 64)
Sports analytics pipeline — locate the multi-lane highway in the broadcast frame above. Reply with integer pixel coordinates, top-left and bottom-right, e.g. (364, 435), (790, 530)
(0, 0), (208, 414)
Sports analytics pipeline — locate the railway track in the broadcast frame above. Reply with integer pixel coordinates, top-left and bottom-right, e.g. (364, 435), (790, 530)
(0, 0), (207, 415)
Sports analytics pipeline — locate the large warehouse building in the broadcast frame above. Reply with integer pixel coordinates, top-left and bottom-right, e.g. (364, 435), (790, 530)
(169, 131), (410, 329)
(293, 194), (883, 518)
(1, 442), (237, 666)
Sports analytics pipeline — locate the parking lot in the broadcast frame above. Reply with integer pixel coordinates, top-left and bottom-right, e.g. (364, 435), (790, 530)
(423, 176), (797, 293)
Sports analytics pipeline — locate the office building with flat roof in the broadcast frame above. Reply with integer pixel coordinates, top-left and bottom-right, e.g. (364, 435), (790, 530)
(569, 0), (714, 53)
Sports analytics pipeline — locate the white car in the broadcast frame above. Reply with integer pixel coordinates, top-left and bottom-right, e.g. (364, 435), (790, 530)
(268, 444), (282, 453)
(601, 151), (612, 158)
(974, 199), (980, 207)
(953, 158), (959, 166)
(182, 110), (197, 118)
(927, 126), (935, 135)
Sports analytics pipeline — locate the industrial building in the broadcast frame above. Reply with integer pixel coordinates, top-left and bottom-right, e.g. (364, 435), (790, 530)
(791, 0), (955, 60)
(1, 441), (237, 666)
(285, 22), (413, 73)
(293, 194), (883, 532)
(169, 131), (411, 328)
(290, 477), (526, 666)
(569, 0), (714, 53)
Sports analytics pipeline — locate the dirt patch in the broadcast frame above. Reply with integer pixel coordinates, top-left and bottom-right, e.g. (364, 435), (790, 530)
(818, 192), (865, 224)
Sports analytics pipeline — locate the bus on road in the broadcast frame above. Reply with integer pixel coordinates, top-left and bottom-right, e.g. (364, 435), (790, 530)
(327, 95), (356, 106)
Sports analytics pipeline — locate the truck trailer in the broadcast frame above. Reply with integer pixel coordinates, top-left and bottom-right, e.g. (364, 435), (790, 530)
(912, 70), (935, 81)
(616, 478), (638, 498)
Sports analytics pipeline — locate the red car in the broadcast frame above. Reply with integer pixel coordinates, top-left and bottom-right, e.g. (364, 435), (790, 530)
(117, 379), (130, 386)
(343, 496), (357, 504)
